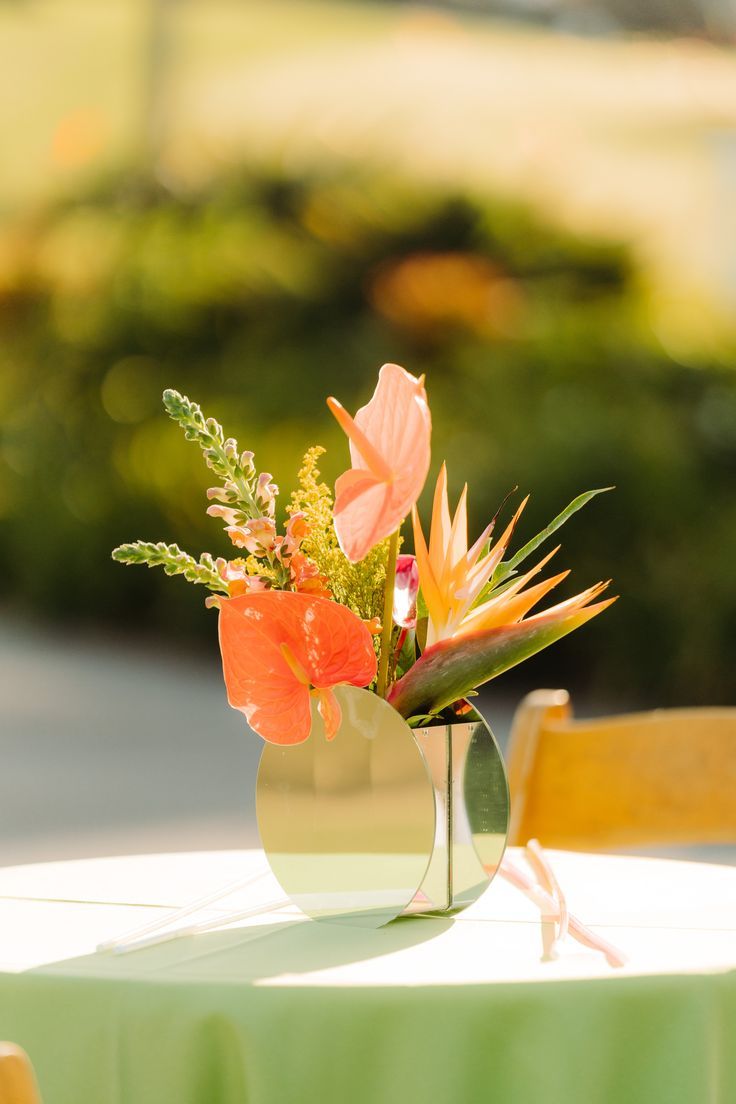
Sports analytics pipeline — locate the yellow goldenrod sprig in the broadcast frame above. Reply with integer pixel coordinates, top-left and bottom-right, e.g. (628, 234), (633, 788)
(288, 446), (389, 626)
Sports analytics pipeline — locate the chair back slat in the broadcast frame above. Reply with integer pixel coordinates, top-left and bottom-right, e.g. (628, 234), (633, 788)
(0, 1045), (42, 1104)
(507, 691), (736, 849)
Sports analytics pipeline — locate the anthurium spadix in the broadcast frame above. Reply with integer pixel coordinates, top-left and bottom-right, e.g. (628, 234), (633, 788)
(388, 589), (616, 720)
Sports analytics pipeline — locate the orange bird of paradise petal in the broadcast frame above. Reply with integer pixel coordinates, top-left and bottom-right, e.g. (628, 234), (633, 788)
(327, 363), (431, 563)
(219, 591), (377, 745)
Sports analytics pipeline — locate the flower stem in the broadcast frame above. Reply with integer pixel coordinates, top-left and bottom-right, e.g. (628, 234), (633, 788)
(377, 527), (400, 698)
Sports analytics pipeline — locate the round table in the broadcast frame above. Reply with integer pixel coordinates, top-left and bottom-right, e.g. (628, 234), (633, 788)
(0, 849), (734, 1104)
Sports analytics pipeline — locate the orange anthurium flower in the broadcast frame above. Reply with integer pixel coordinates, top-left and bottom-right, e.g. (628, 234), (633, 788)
(327, 363), (431, 563)
(413, 463), (611, 646)
(219, 591), (377, 745)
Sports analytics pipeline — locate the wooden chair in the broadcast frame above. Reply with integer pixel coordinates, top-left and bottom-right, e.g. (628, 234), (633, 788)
(506, 689), (736, 850)
(0, 1045), (42, 1104)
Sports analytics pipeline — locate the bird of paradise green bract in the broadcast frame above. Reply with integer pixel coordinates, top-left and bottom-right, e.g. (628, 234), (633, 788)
(388, 598), (613, 720)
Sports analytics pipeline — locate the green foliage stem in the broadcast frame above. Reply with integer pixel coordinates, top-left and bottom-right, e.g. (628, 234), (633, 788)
(162, 389), (260, 516)
(112, 542), (229, 593)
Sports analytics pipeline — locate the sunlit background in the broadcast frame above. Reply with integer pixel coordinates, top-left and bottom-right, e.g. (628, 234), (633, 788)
(2, 0), (735, 864)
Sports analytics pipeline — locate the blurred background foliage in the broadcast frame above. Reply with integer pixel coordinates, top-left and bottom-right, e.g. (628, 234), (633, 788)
(1, 162), (735, 704)
(1, 0), (735, 709)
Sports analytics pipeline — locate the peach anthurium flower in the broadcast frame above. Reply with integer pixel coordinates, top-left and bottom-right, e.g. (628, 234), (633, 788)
(219, 591), (377, 745)
(413, 463), (611, 647)
(327, 363), (431, 563)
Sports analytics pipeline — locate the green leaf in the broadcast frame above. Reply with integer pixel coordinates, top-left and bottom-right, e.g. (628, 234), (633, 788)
(394, 627), (417, 681)
(406, 714), (437, 729)
(162, 389), (261, 516)
(482, 487), (613, 598)
(388, 600), (613, 719)
(415, 615), (428, 653)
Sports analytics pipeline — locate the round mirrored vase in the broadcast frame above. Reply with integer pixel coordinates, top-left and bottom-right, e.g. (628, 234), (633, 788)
(410, 701), (510, 915)
(256, 686), (509, 927)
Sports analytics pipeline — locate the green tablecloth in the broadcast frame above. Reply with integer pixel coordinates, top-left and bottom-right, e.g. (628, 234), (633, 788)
(1, 850), (734, 1104)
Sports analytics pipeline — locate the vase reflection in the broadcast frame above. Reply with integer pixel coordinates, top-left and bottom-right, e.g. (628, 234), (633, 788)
(411, 704), (509, 915)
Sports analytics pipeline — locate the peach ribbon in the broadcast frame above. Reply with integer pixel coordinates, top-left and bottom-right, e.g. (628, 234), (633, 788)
(498, 841), (627, 968)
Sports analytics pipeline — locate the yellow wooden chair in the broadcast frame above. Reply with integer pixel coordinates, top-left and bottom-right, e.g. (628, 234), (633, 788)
(0, 1045), (42, 1104)
(506, 689), (736, 850)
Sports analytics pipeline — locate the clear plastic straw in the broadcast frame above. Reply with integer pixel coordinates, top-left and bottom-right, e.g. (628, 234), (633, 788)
(111, 896), (291, 955)
(97, 868), (269, 953)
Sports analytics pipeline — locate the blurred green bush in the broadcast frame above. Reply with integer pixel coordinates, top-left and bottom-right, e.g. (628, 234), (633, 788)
(0, 167), (734, 703)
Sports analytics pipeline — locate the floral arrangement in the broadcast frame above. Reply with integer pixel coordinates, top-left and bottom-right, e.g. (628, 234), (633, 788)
(113, 364), (615, 743)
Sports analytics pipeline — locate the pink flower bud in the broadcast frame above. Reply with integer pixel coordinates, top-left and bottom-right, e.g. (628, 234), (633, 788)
(256, 472), (278, 517)
(283, 511), (309, 556)
(207, 504), (240, 527)
(393, 554), (419, 628)
(225, 526), (251, 550)
(217, 560), (269, 597)
(226, 517), (277, 555)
